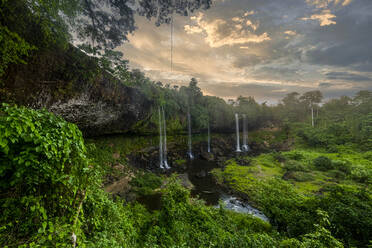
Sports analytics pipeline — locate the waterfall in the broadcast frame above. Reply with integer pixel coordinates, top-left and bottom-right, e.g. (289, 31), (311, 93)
(158, 108), (164, 169)
(162, 107), (170, 169)
(207, 122), (211, 153)
(235, 113), (241, 152)
(187, 108), (194, 159)
(242, 114), (250, 151)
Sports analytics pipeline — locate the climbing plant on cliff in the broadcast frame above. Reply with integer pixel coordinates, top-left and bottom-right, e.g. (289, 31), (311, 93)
(0, 104), (92, 246)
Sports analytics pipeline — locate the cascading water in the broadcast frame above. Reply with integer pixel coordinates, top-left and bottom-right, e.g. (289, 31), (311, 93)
(162, 107), (170, 169)
(242, 114), (250, 151)
(207, 122), (211, 153)
(235, 113), (241, 152)
(158, 108), (164, 169)
(187, 108), (194, 159)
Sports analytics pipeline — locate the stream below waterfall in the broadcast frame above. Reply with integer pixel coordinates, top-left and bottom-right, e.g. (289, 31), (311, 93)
(187, 159), (269, 222)
(138, 158), (268, 222)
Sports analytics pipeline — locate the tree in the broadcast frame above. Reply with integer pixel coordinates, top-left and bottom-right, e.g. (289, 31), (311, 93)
(0, 26), (34, 78)
(300, 90), (323, 127)
(279, 92), (303, 122)
(64, 0), (212, 52)
(183, 77), (202, 105)
(236, 96), (261, 128)
(0, 0), (212, 73)
(282, 92), (300, 107)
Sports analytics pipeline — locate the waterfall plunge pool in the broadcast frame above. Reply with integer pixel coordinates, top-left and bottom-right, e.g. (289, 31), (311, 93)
(187, 159), (269, 222)
(138, 159), (269, 222)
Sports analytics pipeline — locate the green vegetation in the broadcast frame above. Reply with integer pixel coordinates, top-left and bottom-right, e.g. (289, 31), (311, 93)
(1, 1), (371, 247)
(130, 172), (162, 196)
(212, 143), (372, 247)
(0, 104), (93, 246)
(1, 85), (370, 247)
(1, 104), (355, 247)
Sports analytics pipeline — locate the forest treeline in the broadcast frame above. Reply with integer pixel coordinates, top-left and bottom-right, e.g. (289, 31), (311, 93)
(125, 69), (371, 151)
(1, 0), (371, 148)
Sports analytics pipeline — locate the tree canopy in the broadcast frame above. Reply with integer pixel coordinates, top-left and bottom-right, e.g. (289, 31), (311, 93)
(0, 0), (212, 76)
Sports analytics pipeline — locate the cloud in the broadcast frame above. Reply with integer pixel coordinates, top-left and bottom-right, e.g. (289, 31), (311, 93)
(184, 13), (270, 48)
(233, 54), (264, 68)
(184, 25), (203, 34)
(244, 11), (255, 16)
(245, 19), (259, 31)
(119, 0), (372, 103)
(341, 0), (353, 6)
(232, 17), (243, 22)
(306, 0), (353, 8)
(301, 9), (337, 26)
(303, 9), (372, 70)
(325, 71), (372, 81)
(284, 30), (296, 36)
(318, 82), (333, 88)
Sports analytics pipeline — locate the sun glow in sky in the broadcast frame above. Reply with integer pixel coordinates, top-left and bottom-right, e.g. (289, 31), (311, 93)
(119, 0), (372, 103)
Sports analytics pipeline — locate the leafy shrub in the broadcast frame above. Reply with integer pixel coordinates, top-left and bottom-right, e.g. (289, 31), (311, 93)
(284, 160), (308, 172)
(272, 152), (286, 162)
(350, 166), (371, 184)
(174, 159), (186, 166)
(130, 172), (162, 196)
(332, 160), (351, 174)
(326, 145), (339, 153)
(326, 123), (353, 145)
(319, 185), (372, 247)
(326, 170), (346, 180)
(291, 172), (315, 182)
(362, 151), (372, 160)
(285, 151), (304, 161)
(297, 126), (328, 147)
(0, 104), (92, 245)
(313, 156), (333, 171)
(297, 124), (353, 148)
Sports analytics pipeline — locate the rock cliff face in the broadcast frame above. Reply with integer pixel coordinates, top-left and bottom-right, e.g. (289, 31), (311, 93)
(0, 46), (152, 136)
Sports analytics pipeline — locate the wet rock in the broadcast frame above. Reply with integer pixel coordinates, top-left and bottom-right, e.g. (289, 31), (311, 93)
(196, 170), (207, 178)
(200, 152), (214, 161)
(177, 173), (194, 189)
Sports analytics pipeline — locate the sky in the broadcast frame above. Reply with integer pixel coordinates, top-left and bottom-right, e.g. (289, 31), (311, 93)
(119, 0), (372, 104)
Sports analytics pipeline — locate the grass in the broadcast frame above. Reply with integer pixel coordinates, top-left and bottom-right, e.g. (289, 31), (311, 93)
(214, 146), (371, 197)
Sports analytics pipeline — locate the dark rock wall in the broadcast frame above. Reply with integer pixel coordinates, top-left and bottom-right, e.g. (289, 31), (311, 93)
(0, 46), (152, 136)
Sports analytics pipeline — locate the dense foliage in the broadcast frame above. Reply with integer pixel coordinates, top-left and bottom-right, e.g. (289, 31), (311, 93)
(277, 90), (372, 151)
(1, 1), (371, 247)
(0, 105), (355, 247)
(0, 104), (92, 246)
(212, 146), (372, 247)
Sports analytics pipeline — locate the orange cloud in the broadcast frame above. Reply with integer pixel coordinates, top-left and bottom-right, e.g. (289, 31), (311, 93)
(284, 30), (297, 36)
(306, 0), (353, 8)
(302, 9), (336, 26)
(184, 13), (270, 48)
